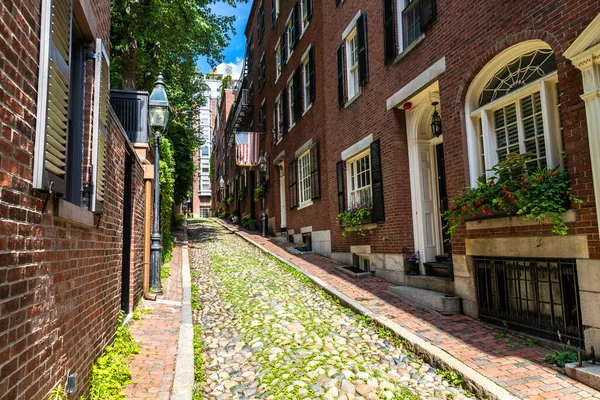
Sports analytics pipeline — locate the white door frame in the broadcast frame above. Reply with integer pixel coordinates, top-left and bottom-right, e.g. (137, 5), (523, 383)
(405, 84), (444, 272)
(279, 161), (287, 230)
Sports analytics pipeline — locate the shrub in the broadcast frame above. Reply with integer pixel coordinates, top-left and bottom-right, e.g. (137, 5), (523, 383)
(336, 204), (372, 238)
(174, 213), (185, 228)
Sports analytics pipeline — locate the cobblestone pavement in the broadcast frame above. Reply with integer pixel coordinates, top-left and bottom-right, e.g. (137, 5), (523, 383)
(123, 237), (183, 400)
(189, 219), (473, 400)
(215, 219), (600, 400)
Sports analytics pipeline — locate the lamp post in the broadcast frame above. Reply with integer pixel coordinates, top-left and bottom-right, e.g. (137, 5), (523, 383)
(149, 74), (170, 295)
(431, 101), (443, 137)
(258, 152), (268, 237)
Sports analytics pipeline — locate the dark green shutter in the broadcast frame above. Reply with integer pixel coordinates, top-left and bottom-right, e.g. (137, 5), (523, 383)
(310, 142), (320, 199)
(370, 140), (385, 222)
(294, 66), (303, 119)
(294, 1), (301, 43)
(282, 87), (289, 133)
(383, 0), (397, 65)
(307, 0), (313, 20)
(357, 13), (369, 85)
(282, 31), (288, 65)
(420, 0), (437, 30)
(289, 160), (298, 209)
(336, 160), (345, 213)
(336, 43), (345, 108)
(309, 45), (316, 103)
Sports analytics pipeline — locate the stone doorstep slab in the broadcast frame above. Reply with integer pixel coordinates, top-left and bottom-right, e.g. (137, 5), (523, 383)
(334, 265), (373, 279)
(388, 286), (461, 314)
(286, 246), (314, 255)
(566, 362), (600, 391)
(212, 219), (519, 400)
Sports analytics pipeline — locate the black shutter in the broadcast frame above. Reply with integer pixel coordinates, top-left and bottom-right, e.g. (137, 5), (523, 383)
(310, 142), (320, 199)
(336, 43), (346, 108)
(294, 66), (303, 119)
(370, 140), (385, 222)
(420, 0), (437, 30)
(307, 0), (313, 20)
(290, 5), (297, 49)
(282, 87), (289, 133)
(271, 0), (276, 26)
(383, 0), (397, 65)
(258, 60), (263, 91)
(282, 31), (288, 65)
(336, 0), (341, 6)
(309, 45), (316, 103)
(336, 160), (345, 213)
(357, 13), (369, 85)
(289, 160), (298, 209)
(294, 1), (301, 42)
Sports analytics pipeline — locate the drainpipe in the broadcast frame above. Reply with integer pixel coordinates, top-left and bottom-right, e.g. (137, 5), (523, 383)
(144, 176), (157, 301)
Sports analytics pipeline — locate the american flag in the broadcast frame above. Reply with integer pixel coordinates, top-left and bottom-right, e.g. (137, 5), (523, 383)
(235, 132), (260, 166)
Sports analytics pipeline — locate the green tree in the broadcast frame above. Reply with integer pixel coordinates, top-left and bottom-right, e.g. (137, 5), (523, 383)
(166, 120), (202, 205)
(159, 137), (176, 263)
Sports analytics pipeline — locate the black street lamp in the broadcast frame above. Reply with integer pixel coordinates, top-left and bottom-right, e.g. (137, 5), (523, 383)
(149, 74), (170, 295)
(258, 152), (268, 238)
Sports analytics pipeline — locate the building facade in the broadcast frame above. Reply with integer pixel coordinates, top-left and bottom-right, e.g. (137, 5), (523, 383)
(215, 0), (600, 357)
(192, 73), (222, 218)
(1, 0), (154, 397)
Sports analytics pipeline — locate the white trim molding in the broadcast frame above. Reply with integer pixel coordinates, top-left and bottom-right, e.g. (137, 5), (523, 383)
(564, 16), (600, 239)
(386, 57), (446, 111)
(341, 134), (373, 161)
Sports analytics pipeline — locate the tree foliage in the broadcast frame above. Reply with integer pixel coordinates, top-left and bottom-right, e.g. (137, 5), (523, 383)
(166, 120), (202, 205)
(159, 137), (176, 263)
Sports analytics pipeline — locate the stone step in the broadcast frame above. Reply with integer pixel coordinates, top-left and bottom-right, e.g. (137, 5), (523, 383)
(424, 262), (454, 278)
(404, 274), (454, 294)
(388, 286), (461, 314)
(566, 361), (600, 391)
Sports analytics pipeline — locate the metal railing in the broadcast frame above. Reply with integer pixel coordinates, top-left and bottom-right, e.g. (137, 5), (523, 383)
(475, 256), (583, 347)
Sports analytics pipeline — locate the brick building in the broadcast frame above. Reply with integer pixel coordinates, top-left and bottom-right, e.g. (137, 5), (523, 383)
(215, 0), (600, 357)
(1, 0), (154, 397)
(212, 86), (237, 214)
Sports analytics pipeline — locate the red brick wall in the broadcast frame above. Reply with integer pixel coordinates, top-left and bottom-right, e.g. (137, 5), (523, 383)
(0, 0), (146, 398)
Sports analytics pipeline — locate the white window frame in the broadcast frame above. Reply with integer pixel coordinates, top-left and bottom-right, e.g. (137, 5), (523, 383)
(346, 149), (373, 209)
(286, 12), (294, 60)
(397, 0), (423, 53)
(342, 12), (362, 103)
(301, 48), (312, 113)
(469, 73), (561, 183)
(300, 0), (310, 35)
(298, 149), (312, 207)
(274, 93), (283, 143)
(287, 74), (296, 129)
(275, 39), (282, 82)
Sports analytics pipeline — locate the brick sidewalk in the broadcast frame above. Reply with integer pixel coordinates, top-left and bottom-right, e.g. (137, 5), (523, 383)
(123, 240), (183, 400)
(217, 219), (600, 400)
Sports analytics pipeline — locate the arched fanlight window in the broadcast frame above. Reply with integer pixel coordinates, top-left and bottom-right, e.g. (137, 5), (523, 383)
(479, 49), (557, 107)
(464, 42), (563, 186)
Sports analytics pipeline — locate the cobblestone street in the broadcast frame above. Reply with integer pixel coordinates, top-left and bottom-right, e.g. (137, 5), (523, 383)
(188, 219), (473, 400)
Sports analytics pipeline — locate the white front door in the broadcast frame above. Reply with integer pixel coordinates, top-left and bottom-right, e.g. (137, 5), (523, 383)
(279, 164), (287, 229)
(417, 144), (440, 263)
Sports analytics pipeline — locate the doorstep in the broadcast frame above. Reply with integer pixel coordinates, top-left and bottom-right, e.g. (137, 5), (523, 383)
(388, 286), (460, 314)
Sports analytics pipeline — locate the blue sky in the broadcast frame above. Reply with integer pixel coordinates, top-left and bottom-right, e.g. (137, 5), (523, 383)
(196, 2), (252, 76)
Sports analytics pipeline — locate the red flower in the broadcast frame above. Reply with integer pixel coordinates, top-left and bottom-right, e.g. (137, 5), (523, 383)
(549, 170), (556, 177)
(481, 208), (487, 215)
(522, 177), (528, 183)
(462, 205), (468, 211)
(507, 194), (515, 201)
(475, 200), (482, 206)
(538, 176), (543, 182)
(487, 211), (494, 216)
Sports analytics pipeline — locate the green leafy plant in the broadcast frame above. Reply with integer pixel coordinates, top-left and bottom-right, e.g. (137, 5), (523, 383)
(336, 204), (372, 238)
(525, 337), (538, 347)
(160, 137), (176, 263)
(439, 370), (464, 388)
(192, 325), (205, 399)
(444, 153), (581, 246)
(546, 330), (577, 367)
(238, 187), (247, 199)
(88, 311), (140, 400)
(226, 196), (234, 205)
(254, 186), (263, 201)
(241, 217), (258, 230)
(47, 385), (67, 400)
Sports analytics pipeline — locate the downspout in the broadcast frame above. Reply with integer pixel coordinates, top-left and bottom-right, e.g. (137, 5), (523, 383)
(144, 177), (157, 300)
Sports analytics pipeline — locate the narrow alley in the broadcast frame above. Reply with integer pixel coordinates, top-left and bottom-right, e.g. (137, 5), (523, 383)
(188, 219), (472, 400)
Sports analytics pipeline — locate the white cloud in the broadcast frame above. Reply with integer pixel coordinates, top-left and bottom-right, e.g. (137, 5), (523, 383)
(214, 58), (244, 80)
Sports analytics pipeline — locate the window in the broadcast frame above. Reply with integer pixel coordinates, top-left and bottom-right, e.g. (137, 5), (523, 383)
(287, 17), (295, 56)
(338, 12), (368, 107)
(298, 150), (312, 206)
(273, 93), (283, 143)
(301, 0), (313, 32)
(301, 47), (315, 112)
(259, 101), (266, 133)
(346, 30), (360, 100)
(346, 150), (372, 208)
(275, 42), (282, 80)
(271, 0), (280, 26)
(258, 1), (265, 42)
(466, 45), (562, 184)
(202, 146), (209, 156)
(401, 0), (421, 48)
(288, 76), (296, 127)
(258, 53), (266, 91)
(202, 167), (209, 173)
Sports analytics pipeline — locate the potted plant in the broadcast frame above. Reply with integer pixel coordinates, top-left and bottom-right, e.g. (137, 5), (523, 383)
(402, 247), (420, 275)
(443, 153), (582, 246)
(254, 186), (263, 201)
(336, 204), (372, 237)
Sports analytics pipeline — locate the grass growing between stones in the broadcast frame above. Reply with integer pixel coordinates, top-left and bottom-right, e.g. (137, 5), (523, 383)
(197, 220), (474, 400)
(193, 325), (206, 400)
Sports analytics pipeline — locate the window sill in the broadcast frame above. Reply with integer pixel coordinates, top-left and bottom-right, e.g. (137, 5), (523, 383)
(344, 91), (362, 108)
(466, 209), (577, 230)
(288, 122), (296, 132)
(299, 23), (310, 41)
(275, 138), (283, 146)
(297, 200), (313, 210)
(394, 34), (425, 64)
(302, 103), (313, 117)
(344, 223), (378, 232)
(54, 198), (95, 227)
